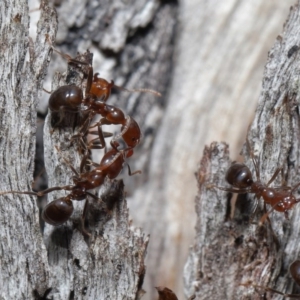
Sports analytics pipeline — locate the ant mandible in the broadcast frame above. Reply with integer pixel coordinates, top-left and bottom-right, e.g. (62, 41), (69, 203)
(240, 260), (300, 298)
(215, 139), (300, 223)
(0, 143), (140, 228)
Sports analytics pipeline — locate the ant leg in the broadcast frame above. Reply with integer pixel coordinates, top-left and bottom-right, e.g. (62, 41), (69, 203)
(86, 191), (110, 214)
(70, 112), (95, 146)
(86, 65), (93, 95)
(284, 210), (289, 220)
(0, 190), (38, 196)
(249, 196), (260, 223)
(83, 120), (112, 149)
(126, 164), (141, 176)
(98, 123), (109, 148)
(0, 185), (73, 197)
(110, 140), (120, 151)
(266, 167), (282, 187)
(258, 199), (284, 225)
(79, 152), (92, 174)
(36, 185), (73, 197)
(240, 282), (300, 298)
(208, 185), (251, 194)
(51, 47), (73, 62)
(80, 200), (91, 238)
(87, 131), (113, 149)
(86, 191), (100, 200)
(246, 138), (260, 180)
(240, 283), (286, 297)
(66, 58), (94, 96)
(85, 161), (100, 168)
(43, 88), (51, 94)
(54, 146), (80, 176)
(259, 209), (274, 225)
(86, 139), (110, 150)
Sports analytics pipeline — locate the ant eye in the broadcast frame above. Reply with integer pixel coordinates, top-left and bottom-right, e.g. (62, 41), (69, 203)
(226, 163), (253, 188)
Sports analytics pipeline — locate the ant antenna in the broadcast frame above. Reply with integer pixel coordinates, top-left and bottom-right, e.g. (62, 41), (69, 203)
(113, 84), (162, 97)
(93, 73), (161, 97)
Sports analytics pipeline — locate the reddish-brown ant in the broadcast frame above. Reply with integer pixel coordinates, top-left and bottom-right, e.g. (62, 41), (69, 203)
(0, 144), (140, 228)
(48, 49), (160, 149)
(215, 139), (300, 223)
(240, 260), (300, 298)
(73, 101), (142, 150)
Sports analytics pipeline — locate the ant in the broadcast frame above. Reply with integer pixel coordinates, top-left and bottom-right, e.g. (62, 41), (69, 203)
(215, 139), (300, 223)
(240, 260), (300, 298)
(0, 143), (140, 230)
(48, 48), (161, 150)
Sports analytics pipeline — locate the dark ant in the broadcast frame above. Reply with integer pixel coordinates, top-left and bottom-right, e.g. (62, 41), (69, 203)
(215, 139), (300, 223)
(0, 143), (140, 229)
(48, 49), (161, 149)
(240, 260), (300, 298)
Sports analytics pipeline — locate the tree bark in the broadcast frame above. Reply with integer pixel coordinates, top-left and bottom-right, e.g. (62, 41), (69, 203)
(184, 3), (300, 299)
(1, 1), (148, 299)
(0, 0), (56, 298)
(2, 0), (298, 299)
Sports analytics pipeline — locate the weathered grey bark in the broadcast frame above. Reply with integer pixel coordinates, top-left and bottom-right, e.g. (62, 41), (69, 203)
(0, 0), (56, 298)
(31, 0), (297, 299)
(1, 1), (149, 299)
(184, 3), (300, 299)
(130, 1), (295, 299)
(13, 0), (297, 300)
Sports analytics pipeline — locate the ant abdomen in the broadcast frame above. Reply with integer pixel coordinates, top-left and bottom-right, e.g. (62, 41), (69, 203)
(49, 85), (83, 112)
(290, 260), (300, 285)
(42, 198), (74, 226)
(225, 163), (253, 188)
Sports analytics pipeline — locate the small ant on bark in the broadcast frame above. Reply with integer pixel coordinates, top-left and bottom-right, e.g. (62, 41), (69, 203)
(240, 260), (300, 298)
(48, 48), (160, 150)
(214, 139), (300, 223)
(0, 143), (140, 233)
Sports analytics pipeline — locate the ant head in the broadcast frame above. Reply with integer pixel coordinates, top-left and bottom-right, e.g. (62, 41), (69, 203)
(290, 260), (300, 285)
(90, 73), (114, 101)
(226, 163), (253, 188)
(42, 197), (74, 226)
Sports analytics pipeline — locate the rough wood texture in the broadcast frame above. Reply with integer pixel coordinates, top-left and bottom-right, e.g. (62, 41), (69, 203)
(130, 1), (295, 299)
(1, 1), (148, 299)
(184, 3), (300, 299)
(7, 0), (297, 299)
(40, 1), (296, 299)
(0, 0), (56, 298)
